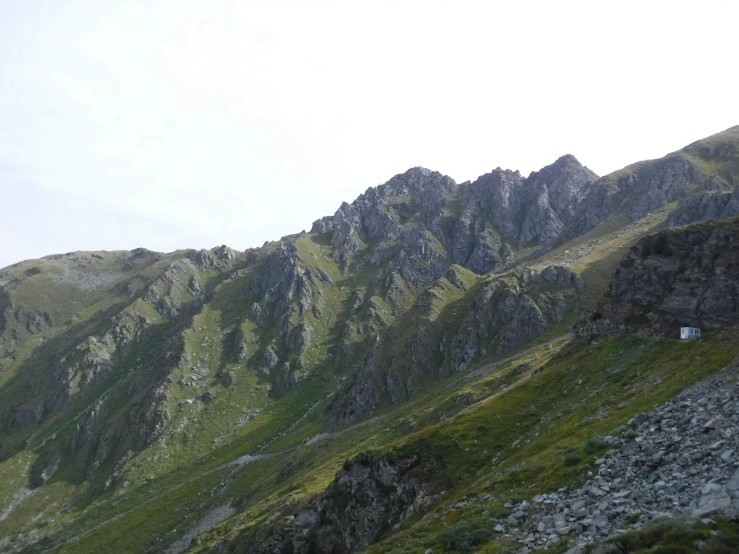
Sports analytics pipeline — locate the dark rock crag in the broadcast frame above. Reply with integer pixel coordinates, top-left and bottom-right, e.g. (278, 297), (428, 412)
(577, 216), (739, 338)
(330, 265), (584, 424)
(245, 452), (441, 554)
(665, 185), (739, 228)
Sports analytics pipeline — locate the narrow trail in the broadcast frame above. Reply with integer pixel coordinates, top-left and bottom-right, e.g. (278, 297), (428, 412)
(463, 333), (572, 382)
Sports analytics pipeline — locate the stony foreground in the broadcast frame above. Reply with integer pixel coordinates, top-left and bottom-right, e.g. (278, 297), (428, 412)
(492, 359), (739, 552)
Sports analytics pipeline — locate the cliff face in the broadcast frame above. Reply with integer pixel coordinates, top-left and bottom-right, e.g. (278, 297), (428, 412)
(566, 155), (703, 239)
(328, 265), (584, 424)
(242, 452), (441, 554)
(577, 216), (739, 338)
(665, 185), (739, 228)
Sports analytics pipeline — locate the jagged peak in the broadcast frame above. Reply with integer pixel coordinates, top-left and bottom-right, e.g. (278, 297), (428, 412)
(310, 167), (456, 233)
(527, 154), (598, 180)
(401, 166), (435, 177)
(551, 153), (588, 170)
(380, 166), (456, 193)
(555, 153), (579, 164)
(466, 167), (523, 190)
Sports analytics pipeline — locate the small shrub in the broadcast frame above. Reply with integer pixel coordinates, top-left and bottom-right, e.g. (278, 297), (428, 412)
(584, 437), (610, 455)
(441, 518), (495, 553)
(623, 429), (639, 440)
(488, 506), (511, 519)
(563, 448), (583, 467)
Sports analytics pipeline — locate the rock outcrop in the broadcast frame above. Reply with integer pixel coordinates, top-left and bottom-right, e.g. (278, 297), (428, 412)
(665, 186), (739, 228)
(518, 155), (597, 246)
(577, 216), (739, 338)
(567, 155), (704, 239)
(330, 266), (584, 424)
(443, 266), (584, 373)
(246, 452), (440, 554)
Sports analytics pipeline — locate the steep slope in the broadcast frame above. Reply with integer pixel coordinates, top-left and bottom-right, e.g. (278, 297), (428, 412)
(329, 265), (585, 424)
(1, 125), (739, 554)
(0, 247), (245, 493)
(663, 126), (739, 228)
(567, 125), (739, 238)
(198, 332), (739, 554)
(198, 216), (739, 554)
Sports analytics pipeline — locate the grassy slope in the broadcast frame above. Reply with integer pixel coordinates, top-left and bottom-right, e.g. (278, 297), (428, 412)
(365, 331), (739, 554)
(180, 330), (739, 554)
(0, 215), (692, 553)
(3, 128), (739, 553)
(680, 124), (739, 188)
(0, 235), (385, 552)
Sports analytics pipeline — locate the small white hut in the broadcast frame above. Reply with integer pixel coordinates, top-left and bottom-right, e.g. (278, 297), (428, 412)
(680, 327), (701, 340)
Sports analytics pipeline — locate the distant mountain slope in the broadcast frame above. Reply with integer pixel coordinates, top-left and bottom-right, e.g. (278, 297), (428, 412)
(0, 125), (738, 554)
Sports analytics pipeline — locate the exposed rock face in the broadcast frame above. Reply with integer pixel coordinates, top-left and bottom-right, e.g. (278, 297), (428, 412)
(330, 266), (584, 424)
(665, 186), (739, 228)
(248, 452), (439, 554)
(330, 353), (381, 424)
(235, 328), (248, 361)
(577, 216), (739, 337)
(262, 347), (279, 370)
(444, 266), (584, 373)
(249, 241), (323, 373)
(311, 161), (597, 280)
(518, 155), (597, 246)
(311, 167), (455, 259)
(568, 155), (704, 238)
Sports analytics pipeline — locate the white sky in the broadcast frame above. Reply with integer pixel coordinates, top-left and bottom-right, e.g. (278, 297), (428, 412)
(1, 0), (737, 269)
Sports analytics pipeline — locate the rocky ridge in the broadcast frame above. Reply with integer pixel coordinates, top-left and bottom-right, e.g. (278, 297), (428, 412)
(311, 159), (598, 280)
(566, 154), (703, 240)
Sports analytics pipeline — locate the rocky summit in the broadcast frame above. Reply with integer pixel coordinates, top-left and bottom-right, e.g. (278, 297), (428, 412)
(1, 126), (739, 554)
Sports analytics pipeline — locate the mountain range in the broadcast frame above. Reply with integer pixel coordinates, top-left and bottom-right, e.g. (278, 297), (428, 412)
(1, 125), (739, 554)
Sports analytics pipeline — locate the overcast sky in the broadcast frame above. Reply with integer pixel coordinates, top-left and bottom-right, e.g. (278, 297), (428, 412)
(1, 0), (737, 269)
